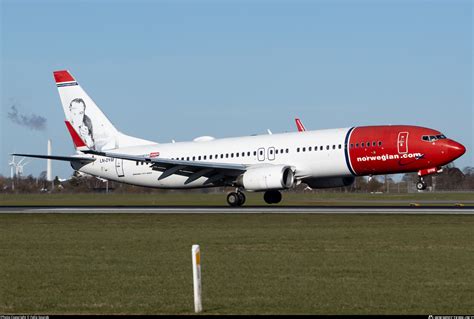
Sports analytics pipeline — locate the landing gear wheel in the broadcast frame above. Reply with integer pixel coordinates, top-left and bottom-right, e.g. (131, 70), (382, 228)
(227, 192), (245, 207)
(264, 190), (282, 204)
(416, 181), (427, 191)
(237, 192), (246, 205)
(227, 192), (240, 207)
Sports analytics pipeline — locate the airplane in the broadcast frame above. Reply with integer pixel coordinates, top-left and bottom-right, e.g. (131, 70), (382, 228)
(13, 70), (466, 206)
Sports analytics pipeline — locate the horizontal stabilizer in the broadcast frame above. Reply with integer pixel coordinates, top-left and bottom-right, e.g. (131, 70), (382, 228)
(11, 153), (95, 162)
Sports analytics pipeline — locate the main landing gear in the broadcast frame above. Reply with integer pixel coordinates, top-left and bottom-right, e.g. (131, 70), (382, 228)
(227, 190), (246, 207)
(416, 177), (427, 191)
(226, 190), (283, 206)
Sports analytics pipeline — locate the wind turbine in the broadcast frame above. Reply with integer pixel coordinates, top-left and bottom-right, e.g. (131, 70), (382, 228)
(16, 157), (29, 178)
(9, 155), (16, 180)
(9, 156), (29, 179)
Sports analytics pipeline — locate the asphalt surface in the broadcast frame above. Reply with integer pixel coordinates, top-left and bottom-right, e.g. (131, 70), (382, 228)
(1, 206), (473, 214)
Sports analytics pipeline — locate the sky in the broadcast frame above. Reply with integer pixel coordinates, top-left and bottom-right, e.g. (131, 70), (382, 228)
(1, 0), (472, 180)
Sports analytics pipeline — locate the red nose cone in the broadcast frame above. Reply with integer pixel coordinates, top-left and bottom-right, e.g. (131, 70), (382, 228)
(446, 140), (466, 160)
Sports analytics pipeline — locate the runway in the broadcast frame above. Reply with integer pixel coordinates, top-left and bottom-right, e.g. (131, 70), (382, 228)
(1, 206), (473, 214)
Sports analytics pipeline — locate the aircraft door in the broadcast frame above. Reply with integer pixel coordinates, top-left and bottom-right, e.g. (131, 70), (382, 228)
(268, 147), (275, 161)
(397, 132), (409, 154)
(115, 158), (125, 177)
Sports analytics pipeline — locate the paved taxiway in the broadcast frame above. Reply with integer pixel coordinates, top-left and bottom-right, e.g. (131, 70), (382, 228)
(1, 206), (473, 214)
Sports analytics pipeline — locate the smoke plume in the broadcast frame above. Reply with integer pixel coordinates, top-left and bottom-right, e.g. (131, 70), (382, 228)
(7, 105), (47, 131)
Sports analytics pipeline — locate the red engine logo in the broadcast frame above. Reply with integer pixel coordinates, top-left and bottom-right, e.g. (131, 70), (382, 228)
(149, 152), (160, 158)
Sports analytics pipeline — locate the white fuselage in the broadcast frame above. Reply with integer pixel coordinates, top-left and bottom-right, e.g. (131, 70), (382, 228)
(73, 128), (353, 189)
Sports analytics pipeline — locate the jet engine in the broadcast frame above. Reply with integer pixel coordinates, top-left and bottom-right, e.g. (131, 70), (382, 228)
(303, 176), (355, 189)
(236, 165), (295, 191)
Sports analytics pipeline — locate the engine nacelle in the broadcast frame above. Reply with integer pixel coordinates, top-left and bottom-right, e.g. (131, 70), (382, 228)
(237, 165), (295, 191)
(303, 176), (355, 189)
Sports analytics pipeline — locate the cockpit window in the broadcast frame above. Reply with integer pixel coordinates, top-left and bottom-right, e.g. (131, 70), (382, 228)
(422, 134), (447, 142)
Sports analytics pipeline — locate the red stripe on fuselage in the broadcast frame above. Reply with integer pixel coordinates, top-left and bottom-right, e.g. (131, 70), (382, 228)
(347, 125), (447, 175)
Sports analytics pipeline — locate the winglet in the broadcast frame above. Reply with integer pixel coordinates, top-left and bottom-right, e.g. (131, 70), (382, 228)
(65, 121), (89, 151)
(295, 118), (306, 132)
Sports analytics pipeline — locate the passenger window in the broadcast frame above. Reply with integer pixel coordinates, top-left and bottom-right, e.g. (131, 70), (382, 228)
(372, 141), (376, 146)
(270, 149), (273, 154)
(242, 152), (245, 157)
(286, 149), (289, 153)
(350, 144), (354, 148)
(356, 143), (359, 148)
(192, 156), (196, 161)
(198, 156), (201, 160)
(378, 141), (382, 146)
(366, 141), (370, 147)
(308, 147), (312, 151)
(259, 150), (263, 155)
(361, 142), (364, 147)
(275, 149), (279, 154)
(326, 145), (329, 150)
(302, 147), (306, 152)
(297, 147), (300, 152)
(332, 145), (336, 150)
(254, 151), (257, 156)
(247, 152), (251, 156)
(338, 144), (342, 149)
(221, 154), (224, 159)
(320, 146), (323, 151)
(210, 155), (213, 160)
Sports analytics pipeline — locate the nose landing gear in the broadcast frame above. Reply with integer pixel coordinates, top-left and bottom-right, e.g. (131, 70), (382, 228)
(416, 177), (427, 191)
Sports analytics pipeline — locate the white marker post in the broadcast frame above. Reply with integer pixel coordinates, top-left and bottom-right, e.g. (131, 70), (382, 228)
(192, 245), (202, 313)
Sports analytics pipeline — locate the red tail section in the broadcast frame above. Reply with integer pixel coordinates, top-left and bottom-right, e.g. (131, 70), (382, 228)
(65, 121), (88, 149)
(54, 70), (76, 83)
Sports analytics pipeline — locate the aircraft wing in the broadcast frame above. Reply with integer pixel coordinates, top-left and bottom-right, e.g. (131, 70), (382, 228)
(84, 149), (247, 184)
(11, 153), (95, 162)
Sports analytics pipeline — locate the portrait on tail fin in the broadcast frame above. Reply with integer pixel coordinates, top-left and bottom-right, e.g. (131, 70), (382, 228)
(69, 98), (95, 149)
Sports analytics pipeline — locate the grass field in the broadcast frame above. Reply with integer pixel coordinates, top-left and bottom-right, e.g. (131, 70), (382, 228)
(1, 213), (473, 314)
(1, 191), (473, 206)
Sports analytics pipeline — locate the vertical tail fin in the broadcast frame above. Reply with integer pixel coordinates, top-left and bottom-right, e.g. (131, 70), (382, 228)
(54, 70), (154, 151)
